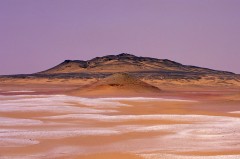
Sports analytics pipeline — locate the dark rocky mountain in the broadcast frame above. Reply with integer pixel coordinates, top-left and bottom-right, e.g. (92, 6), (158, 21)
(39, 53), (234, 75)
(1, 53), (239, 82)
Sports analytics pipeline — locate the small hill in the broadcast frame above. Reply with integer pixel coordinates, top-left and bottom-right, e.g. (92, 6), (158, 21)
(70, 73), (161, 97)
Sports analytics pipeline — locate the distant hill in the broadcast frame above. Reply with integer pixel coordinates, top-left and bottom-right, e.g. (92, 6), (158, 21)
(1, 53), (239, 87)
(39, 53), (235, 75)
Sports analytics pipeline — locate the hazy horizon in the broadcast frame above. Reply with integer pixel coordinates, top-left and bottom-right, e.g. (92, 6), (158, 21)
(1, 0), (240, 75)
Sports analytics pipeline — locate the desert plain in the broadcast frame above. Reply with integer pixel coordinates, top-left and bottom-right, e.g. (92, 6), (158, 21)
(0, 78), (240, 159)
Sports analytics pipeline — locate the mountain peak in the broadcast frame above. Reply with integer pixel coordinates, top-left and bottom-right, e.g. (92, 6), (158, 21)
(117, 53), (136, 57)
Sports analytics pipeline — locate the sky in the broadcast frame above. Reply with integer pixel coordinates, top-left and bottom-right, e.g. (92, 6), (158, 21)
(0, 0), (240, 75)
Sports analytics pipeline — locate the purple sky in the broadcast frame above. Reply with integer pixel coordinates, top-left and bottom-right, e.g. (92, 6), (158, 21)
(1, 0), (240, 75)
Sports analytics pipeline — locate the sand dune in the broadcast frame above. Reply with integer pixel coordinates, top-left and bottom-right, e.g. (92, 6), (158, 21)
(70, 73), (161, 97)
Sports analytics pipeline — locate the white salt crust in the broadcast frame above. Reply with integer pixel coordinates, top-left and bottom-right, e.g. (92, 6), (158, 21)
(0, 94), (240, 157)
(42, 113), (240, 123)
(0, 138), (39, 147)
(1, 154), (240, 159)
(0, 95), (195, 113)
(0, 95), (118, 113)
(229, 111), (240, 114)
(98, 97), (197, 102)
(4, 90), (36, 93)
(0, 128), (120, 139)
(0, 117), (43, 126)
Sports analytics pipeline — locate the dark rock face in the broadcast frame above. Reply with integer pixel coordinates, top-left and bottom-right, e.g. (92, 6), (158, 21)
(61, 60), (88, 68)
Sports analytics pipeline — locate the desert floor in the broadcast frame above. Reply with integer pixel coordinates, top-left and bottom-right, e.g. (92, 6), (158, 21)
(0, 84), (240, 159)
